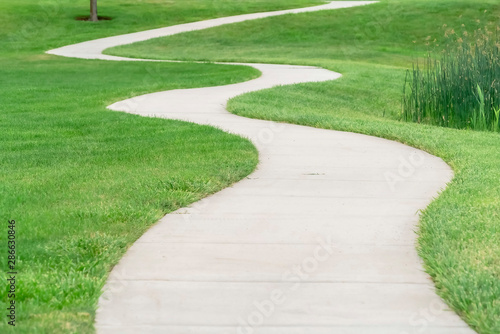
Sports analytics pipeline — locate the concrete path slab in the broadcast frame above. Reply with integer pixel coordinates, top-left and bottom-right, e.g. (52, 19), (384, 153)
(104, 242), (431, 283)
(96, 326), (474, 334)
(47, 1), (476, 333)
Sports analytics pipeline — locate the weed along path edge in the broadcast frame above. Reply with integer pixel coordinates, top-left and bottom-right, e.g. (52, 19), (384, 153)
(47, 1), (476, 333)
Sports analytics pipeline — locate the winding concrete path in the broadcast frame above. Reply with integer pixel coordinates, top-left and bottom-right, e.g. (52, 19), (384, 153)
(48, 2), (475, 333)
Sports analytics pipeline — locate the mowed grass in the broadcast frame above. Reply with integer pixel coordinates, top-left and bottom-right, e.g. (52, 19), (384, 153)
(109, 1), (500, 333)
(0, 59), (261, 333)
(0, 0), (324, 333)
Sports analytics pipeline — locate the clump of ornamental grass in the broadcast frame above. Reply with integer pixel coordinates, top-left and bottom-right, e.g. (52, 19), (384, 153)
(403, 25), (500, 132)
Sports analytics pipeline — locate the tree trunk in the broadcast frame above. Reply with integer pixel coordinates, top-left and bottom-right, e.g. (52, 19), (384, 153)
(90, 0), (98, 21)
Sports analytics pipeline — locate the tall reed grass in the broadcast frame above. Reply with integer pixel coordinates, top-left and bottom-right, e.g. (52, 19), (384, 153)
(403, 27), (500, 132)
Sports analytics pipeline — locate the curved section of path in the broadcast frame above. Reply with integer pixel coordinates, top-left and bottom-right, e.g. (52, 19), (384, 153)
(48, 2), (475, 333)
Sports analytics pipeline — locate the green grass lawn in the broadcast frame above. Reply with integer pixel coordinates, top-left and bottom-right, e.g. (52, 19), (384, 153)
(108, 1), (500, 333)
(0, 0), (323, 333)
